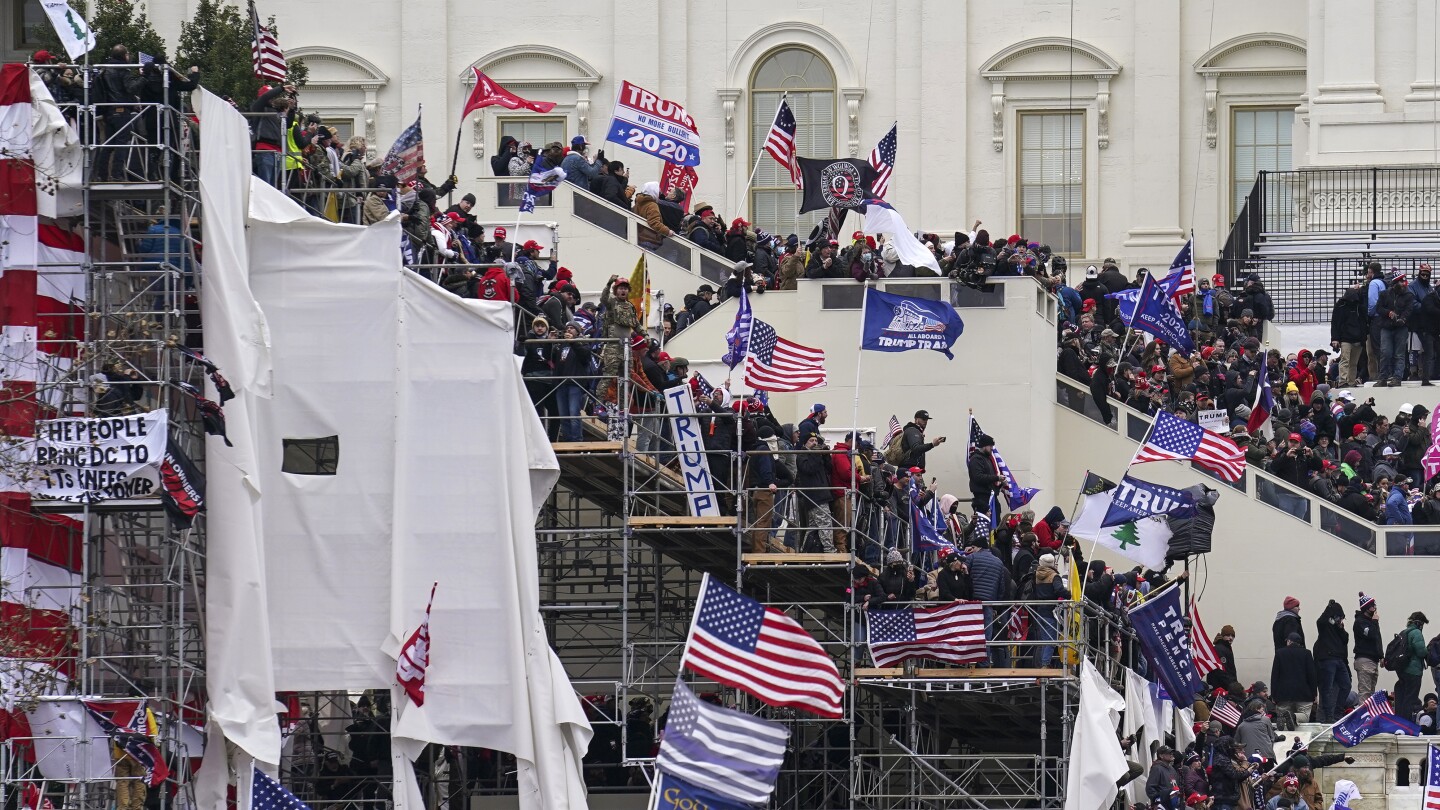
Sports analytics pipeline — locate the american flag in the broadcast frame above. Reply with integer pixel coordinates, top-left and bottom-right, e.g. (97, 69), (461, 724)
(763, 99), (801, 188)
(655, 680), (789, 806)
(137, 52), (154, 66)
(1421, 743), (1440, 810)
(883, 415), (902, 448)
(868, 602), (987, 667)
(1133, 409), (1247, 482)
(681, 574), (844, 718)
(1006, 605), (1030, 642)
(396, 581), (436, 706)
(691, 371), (715, 400)
(248, 0), (287, 82)
(1210, 693), (1242, 728)
(253, 767), (311, 810)
(1167, 238), (1196, 299)
(381, 111), (424, 186)
(869, 123), (897, 199)
(1189, 598), (1223, 677)
(970, 415), (1038, 508)
(743, 319), (826, 393)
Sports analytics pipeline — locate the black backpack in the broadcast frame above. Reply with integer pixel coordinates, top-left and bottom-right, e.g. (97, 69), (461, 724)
(1426, 634), (1440, 668)
(1384, 629), (1414, 671)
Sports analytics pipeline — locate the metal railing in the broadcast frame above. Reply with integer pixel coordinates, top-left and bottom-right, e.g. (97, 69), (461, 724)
(1056, 374), (1440, 555)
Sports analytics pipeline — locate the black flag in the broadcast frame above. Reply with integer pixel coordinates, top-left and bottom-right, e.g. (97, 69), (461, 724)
(797, 157), (876, 213)
(160, 438), (206, 529)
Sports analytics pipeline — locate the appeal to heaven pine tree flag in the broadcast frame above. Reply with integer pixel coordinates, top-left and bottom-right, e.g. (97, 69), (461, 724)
(1068, 472), (1174, 571)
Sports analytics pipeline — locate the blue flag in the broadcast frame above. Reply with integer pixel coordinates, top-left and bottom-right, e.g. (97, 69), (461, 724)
(992, 445), (1040, 511)
(913, 501), (955, 553)
(721, 285), (753, 369)
(1333, 692), (1419, 746)
(861, 288), (965, 359)
(652, 772), (751, 810)
(1100, 473), (1196, 528)
(1128, 271), (1194, 352)
(1127, 585), (1201, 708)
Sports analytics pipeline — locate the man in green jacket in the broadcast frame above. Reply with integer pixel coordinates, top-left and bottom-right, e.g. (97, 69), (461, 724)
(1396, 611), (1429, 720)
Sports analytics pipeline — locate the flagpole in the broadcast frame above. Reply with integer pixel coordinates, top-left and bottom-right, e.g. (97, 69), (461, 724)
(447, 118), (465, 206)
(848, 284), (870, 558)
(738, 94), (787, 223)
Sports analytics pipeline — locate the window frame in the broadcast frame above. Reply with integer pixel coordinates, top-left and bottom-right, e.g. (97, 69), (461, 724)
(281, 436), (341, 476)
(498, 116), (568, 154)
(748, 46), (837, 238)
(1229, 105), (1294, 222)
(1015, 110), (1086, 258)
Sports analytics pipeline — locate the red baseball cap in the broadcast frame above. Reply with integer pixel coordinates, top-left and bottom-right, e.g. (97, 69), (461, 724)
(656, 352), (672, 362)
(445, 211), (464, 222)
(1353, 424), (1367, 436)
(493, 227), (507, 239)
(522, 240), (543, 251)
(1288, 432), (1302, 442)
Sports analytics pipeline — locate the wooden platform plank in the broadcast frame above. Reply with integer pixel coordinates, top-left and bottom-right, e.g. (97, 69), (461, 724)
(552, 441), (624, 453)
(855, 667), (1067, 679)
(628, 515), (739, 528)
(743, 553), (852, 565)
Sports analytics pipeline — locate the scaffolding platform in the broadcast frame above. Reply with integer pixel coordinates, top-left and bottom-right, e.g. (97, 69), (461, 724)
(741, 552), (852, 605)
(856, 667), (1068, 679)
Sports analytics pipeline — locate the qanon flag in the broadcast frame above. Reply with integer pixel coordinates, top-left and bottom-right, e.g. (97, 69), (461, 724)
(798, 158), (876, 213)
(861, 288), (965, 359)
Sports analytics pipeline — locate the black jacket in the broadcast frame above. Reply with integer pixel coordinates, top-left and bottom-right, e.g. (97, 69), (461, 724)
(250, 85), (295, 147)
(1272, 609), (1304, 649)
(1270, 644), (1318, 703)
(877, 565), (917, 605)
(1312, 600), (1349, 662)
(900, 422), (936, 470)
(589, 172), (630, 208)
(1353, 610), (1382, 660)
(1376, 282), (1414, 330)
(796, 451), (834, 506)
(936, 566), (973, 600)
(967, 449), (1002, 502)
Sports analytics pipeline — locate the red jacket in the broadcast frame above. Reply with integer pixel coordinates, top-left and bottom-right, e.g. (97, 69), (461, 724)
(830, 442), (854, 499)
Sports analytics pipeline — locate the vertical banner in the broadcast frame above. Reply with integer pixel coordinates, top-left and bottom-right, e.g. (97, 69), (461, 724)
(1126, 586), (1201, 708)
(659, 162), (699, 211)
(662, 384), (719, 517)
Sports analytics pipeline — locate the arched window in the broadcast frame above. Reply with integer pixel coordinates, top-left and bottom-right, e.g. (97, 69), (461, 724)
(750, 47), (835, 239)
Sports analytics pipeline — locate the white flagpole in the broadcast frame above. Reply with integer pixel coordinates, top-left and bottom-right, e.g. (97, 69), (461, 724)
(847, 285), (871, 557)
(738, 94), (788, 222)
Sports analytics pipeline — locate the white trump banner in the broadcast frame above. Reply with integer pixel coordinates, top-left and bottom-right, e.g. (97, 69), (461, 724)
(662, 384), (720, 517)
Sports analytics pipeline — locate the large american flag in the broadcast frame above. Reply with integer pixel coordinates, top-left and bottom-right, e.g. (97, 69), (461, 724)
(743, 319), (826, 393)
(655, 680), (789, 806)
(381, 112), (424, 186)
(253, 767), (311, 810)
(869, 123), (897, 199)
(1133, 409), (1246, 482)
(248, 0), (287, 82)
(867, 602), (988, 667)
(681, 574), (844, 718)
(1422, 743), (1440, 810)
(763, 99), (801, 188)
(1189, 598), (1223, 677)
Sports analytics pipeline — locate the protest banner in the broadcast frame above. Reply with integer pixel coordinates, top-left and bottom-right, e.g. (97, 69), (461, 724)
(662, 386), (719, 517)
(606, 81), (702, 166)
(1197, 409), (1229, 434)
(28, 409), (168, 503)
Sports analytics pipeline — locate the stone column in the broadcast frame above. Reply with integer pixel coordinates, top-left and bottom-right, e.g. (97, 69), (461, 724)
(1124, 0), (1186, 251)
(1407, 0), (1440, 107)
(1312, 0), (1384, 111)
(398, 0), (448, 170)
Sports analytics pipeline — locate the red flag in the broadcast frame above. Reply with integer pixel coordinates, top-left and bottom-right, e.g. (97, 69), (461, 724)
(659, 162), (699, 211)
(461, 68), (556, 119)
(396, 582), (437, 706)
(22, 783), (54, 810)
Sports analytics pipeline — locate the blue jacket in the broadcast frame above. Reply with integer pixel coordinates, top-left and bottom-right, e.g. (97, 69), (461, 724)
(1385, 488), (1413, 525)
(1057, 286), (1082, 324)
(1367, 278), (1385, 316)
(561, 151), (603, 187)
(137, 219), (193, 275)
(966, 548), (1010, 601)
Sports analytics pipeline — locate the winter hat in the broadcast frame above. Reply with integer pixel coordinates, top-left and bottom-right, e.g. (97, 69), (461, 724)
(1344, 449), (1362, 464)
(852, 563), (871, 579)
(1283, 596), (1300, 610)
(1220, 624), (1236, 637)
(555, 266), (574, 283)
(1038, 553), (1058, 568)
(885, 548), (904, 566)
(461, 193), (477, 206)
(1359, 592), (1375, 611)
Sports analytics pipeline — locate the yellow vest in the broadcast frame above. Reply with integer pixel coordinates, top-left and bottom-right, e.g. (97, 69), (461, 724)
(283, 126), (304, 171)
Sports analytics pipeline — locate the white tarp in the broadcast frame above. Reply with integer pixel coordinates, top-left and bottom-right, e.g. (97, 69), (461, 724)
(1064, 660), (1128, 810)
(1122, 667), (1160, 806)
(195, 87), (590, 810)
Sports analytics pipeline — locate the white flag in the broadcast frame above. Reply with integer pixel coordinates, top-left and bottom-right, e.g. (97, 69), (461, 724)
(38, 0), (95, 60)
(1064, 660), (1128, 810)
(1068, 489), (1173, 571)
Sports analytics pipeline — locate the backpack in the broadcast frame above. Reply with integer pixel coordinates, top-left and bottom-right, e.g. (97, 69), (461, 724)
(1384, 629), (1414, 671)
(1426, 634), (1440, 668)
(882, 432), (906, 465)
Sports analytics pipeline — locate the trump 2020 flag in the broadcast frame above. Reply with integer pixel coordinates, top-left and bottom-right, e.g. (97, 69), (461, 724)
(861, 288), (965, 359)
(1126, 585), (1201, 708)
(1332, 692), (1419, 746)
(912, 501), (955, 554)
(1128, 270), (1194, 353)
(1100, 474), (1196, 528)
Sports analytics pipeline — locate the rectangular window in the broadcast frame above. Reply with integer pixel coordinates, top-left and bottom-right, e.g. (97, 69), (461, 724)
(14, 0), (44, 50)
(1231, 107), (1293, 221)
(325, 118), (355, 144)
(1018, 111), (1084, 256)
(751, 90), (834, 240)
(281, 436), (340, 475)
(499, 117), (566, 158)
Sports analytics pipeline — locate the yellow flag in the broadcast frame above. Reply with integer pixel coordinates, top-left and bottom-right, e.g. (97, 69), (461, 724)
(1062, 556), (1083, 665)
(628, 254), (649, 322)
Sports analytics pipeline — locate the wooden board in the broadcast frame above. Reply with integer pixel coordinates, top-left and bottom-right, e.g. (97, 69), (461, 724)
(628, 515), (739, 528)
(551, 441), (624, 453)
(855, 667), (1068, 679)
(743, 553), (852, 565)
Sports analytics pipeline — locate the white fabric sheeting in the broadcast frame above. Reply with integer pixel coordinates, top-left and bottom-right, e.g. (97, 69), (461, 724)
(859, 203), (943, 275)
(1064, 660), (1128, 810)
(1122, 667), (1159, 806)
(26, 72), (82, 220)
(193, 88), (279, 810)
